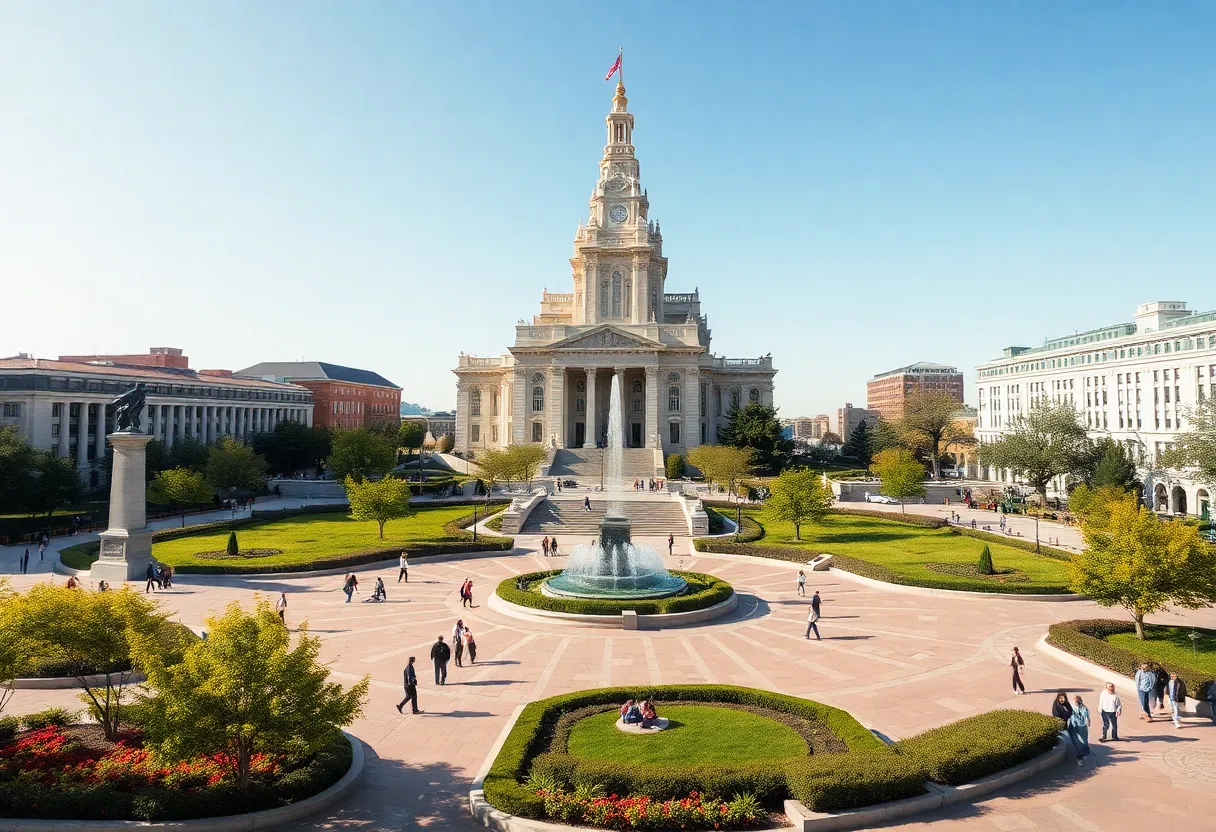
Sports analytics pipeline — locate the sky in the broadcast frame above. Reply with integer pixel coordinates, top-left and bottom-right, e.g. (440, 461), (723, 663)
(2, 1), (1215, 416)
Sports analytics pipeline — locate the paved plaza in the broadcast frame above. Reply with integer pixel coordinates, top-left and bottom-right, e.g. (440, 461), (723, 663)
(7, 535), (1216, 831)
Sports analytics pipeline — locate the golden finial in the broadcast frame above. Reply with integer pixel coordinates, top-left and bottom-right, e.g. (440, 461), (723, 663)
(613, 81), (628, 112)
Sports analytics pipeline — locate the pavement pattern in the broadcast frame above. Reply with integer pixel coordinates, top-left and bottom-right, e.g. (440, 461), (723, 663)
(7, 532), (1216, 832)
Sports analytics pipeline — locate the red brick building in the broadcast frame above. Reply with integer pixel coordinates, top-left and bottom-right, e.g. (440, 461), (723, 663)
(235, 362), (401, 430)
(867, 362), (964, 421)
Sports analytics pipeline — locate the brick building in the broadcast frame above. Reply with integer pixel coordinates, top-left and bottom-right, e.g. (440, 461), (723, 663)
(867, 362), (964, 421)
(235, 362), (401, 430)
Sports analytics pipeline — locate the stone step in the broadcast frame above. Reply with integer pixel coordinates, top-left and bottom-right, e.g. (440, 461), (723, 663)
(522, 499), (688, 535)
(548, 448), (657, 480)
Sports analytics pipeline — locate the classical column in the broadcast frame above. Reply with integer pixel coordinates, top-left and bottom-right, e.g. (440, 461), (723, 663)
(455, 382), (469, 453)
(644, 366), (660, 449)
(548, 366), (566, 448)
(305, 407), (313, 427)
(93, 431), (155, 583)
(583, 368), (598, 448)
(193, 406), (202, 442)
(57, 402), (70, 457)
(511, 367), (528, 444)
(612, 365), (628, 446)
(95, 403), (107, 462)
(684, 368), (701, 450)
(165, 404), (177, 450)
(76, 402), (90, 468)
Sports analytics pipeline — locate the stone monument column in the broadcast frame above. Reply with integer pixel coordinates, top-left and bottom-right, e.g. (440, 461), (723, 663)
(91, 431), (155, 583)
(583, 368), (598, 448)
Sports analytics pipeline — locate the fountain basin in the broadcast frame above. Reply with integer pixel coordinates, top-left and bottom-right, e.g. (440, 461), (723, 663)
(542, 572), (688, 600)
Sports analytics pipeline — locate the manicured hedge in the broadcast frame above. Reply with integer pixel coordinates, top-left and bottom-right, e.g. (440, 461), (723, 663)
(494, 571), (734, 616)
(824, 553), (1072, 595)
(1047, 619), (1215, 701)
(830, 507), (947, 527)
(785, 750), (926, 811)
(700, 505), (765, 542)
(896, 710), (1062, 786)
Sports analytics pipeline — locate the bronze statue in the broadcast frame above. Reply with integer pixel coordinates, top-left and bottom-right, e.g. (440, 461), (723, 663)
(112, 384), (147, 432)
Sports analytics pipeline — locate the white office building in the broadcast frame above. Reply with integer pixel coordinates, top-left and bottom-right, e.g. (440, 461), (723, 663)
(976, 301), (1216, 519)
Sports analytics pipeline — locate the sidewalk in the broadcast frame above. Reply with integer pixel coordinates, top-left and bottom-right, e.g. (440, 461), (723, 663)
(840, 500), (1085, 551)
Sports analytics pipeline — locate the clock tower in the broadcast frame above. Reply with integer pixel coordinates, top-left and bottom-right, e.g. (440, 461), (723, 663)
(570, 81), (667, 326)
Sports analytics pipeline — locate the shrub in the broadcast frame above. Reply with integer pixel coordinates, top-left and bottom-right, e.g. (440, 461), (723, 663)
(665, 454), (685, 480)
(977, 545), (994, 575)
(495, 571), (734, 616)
(21, 707), (80, 731)
(0, 716), (18, 744)
(785, 750), (925, 812)
(226, 531), (239, 557)
(897, 710), (1061, 785)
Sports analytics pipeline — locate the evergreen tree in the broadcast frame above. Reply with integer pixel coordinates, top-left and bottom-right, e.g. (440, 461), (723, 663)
(842, 420), (873, 466)
(717, 402), (793, 473)
(977, 545), (995, 575)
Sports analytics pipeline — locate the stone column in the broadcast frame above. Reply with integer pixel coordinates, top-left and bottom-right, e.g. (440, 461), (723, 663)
(549, 366), (566, 448)
(92, 432), (155, 583)
(511, 367), (528, 444)
(684, 368), (701, 450)
(454, 382), (469, 453)
(583, 368), (598, 448)
(94, 404), (107, 462)
(644, 366), (660, 449)
(164, 404), (176, 450)
(76, 402), (90, 469)
(57, 402), (70, 457)
(612, 365), (628, 447)
(305, 407), (313, 427)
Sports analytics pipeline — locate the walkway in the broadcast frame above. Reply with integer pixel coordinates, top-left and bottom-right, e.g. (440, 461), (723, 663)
(839, 499), (1087, 551)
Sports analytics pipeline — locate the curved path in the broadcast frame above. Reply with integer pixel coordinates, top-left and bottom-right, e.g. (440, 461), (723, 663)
(9, 533), (1216, 832)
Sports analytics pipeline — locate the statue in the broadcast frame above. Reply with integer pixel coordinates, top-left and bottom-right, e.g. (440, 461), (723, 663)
(112, 383), (147, 433)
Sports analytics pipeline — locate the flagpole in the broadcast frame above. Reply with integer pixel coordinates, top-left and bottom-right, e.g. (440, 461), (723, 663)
(619, 47), (624, 86)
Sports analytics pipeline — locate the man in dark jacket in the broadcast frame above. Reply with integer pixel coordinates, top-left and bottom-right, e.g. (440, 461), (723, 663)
(396, 657), (420, 714)
(144, 562), (157, 593)
(430, 636), (451, 685)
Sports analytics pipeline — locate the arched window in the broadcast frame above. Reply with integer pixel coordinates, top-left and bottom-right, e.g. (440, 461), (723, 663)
(469, 388), (481, 416)
(669, 385), (681, 412)
(730, 388), (741, 410)
(611, 271), (622, 318)
(749, 388), (761, 404)
(532, 387), (545, 412)
(624, 279), (631, 317)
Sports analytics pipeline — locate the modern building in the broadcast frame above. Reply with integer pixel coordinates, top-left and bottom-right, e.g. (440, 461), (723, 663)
(836, 403), (880, 444)
(976, 300), (1216, 518)
(235, 362), (401, 431)
(451, 81), (777, 456)
(867, 362), (964, 421)
(0, 350), (313, 487)
(785, 415), (832, 441)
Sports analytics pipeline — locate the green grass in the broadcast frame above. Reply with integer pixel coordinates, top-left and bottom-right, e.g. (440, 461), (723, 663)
(1106, 626), (1216, 676)
(565, 705), (808, 766)
(747, 510), (1071, 590)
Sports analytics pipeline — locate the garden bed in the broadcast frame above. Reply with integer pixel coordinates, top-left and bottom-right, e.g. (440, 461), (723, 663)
(494, 571), (733, 616)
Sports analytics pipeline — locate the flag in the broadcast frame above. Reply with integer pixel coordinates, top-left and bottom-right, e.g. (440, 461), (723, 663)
(605, 53), (621, 81)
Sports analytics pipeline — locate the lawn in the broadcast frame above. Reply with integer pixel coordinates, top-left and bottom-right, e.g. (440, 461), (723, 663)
(565, 705), (808, 766)
(1106, 625), (1216, 676)
(746, 510), (1071, 591)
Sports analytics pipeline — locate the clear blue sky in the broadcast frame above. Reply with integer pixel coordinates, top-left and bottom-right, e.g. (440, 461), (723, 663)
(3, 2), (1214, 416)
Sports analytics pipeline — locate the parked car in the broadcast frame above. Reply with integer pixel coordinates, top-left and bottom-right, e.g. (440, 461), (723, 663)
(864, 493), (899, 504)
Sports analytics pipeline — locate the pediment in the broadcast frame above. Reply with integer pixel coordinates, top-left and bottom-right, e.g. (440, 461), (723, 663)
(550, 326), (661, 351)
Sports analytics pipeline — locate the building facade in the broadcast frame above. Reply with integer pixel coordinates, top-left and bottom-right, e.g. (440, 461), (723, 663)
(235, 362), (401, 431)
(0, 351), (313, 487)
(836, 403), (880, 444)
(452, 82), (776, 457)
(976, 301), (1216, 518)
(786, 415), (832, 441)
(867, 362), (964, 421)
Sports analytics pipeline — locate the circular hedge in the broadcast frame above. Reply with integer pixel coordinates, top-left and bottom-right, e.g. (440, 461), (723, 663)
(495, 570), (733, 616)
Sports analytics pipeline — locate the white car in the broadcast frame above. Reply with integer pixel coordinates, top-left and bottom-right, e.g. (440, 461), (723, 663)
(865, 493), (899, 505)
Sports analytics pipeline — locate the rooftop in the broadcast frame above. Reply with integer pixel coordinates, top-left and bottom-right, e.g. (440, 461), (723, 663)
(235, 361), (399, 389)
(871, 361), (960, 379)
(0, 357), (308, 391)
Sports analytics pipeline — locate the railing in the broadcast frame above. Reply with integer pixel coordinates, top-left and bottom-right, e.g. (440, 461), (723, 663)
(543, 293), (573, 304)
(664, 293), (698, 304)
(458, 356), (503, 367)
(708, 355), (773, 369)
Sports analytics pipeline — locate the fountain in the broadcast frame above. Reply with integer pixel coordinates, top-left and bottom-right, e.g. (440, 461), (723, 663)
(543, 372), (688, 600)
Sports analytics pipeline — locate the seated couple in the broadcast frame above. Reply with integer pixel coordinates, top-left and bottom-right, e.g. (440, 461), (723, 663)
(620, 698), (659, 728)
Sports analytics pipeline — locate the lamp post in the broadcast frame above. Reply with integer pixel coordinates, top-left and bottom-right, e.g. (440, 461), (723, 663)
(1033, 512), (1040, 553)
(472, 501), (478, 542)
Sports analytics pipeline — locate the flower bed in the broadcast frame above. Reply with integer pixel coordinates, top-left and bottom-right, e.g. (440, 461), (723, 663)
(0, 724), (351, 821)
(494, 571), (734, 616)
(537, 788), (764, 830)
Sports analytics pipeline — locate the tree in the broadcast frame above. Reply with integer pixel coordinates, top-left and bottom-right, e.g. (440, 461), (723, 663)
(868, 418), (904, 458)
(474, 448), (511, 490)
(717, 402), (793, 473)
(665, 453), (686, 479)
(144, 439), (169, 480)
(1068, 483), (1135, 526)
(26, 452), (84, 521)
(398, 421), (427, 469)
(764, 468), (833, 540)
(134, 598), (368, 791)
(1083, 437), (1142, 492)
(344, 475), (415, 539)
(226, 531), (240, 557)
(869, 448), (925, 513)
(12, 585), (189, 739)
(251, 422), (331, 476)
(148, 467), (214, 527)
(504, 444), (548, 487)
(897, 391), (974, 478)
(841, 421), (873, 466)
(1161, 398), (1216, 485)
(820, 431), (843, 447)
(687, 445), (753, 502)
(0, 426), (37, 515)
(329, 429), (397, 482)
(977, 545), (995, 575)
(978, 402), (1090, 499)
(437, 435), (454, 454)
(166, 437), (210, 472)
(1069, 495), (1216, 638)
(0, 580), (32, 715)
(204, 437), (268, 493)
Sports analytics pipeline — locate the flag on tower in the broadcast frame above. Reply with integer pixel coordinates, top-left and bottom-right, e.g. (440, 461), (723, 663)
(605, 52), (621, 81)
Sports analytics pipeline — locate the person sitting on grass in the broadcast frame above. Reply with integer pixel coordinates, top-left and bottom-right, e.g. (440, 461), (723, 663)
(620, 699), (642, 724)
(640, 699), (658, 728)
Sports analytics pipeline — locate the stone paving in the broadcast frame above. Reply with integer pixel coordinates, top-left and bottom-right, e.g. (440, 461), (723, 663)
(7, 533), (1216, 831)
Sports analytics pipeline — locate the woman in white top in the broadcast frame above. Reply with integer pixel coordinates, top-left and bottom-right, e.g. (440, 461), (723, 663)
(275, 592), (288, 624)
(398, 553), (409, 583)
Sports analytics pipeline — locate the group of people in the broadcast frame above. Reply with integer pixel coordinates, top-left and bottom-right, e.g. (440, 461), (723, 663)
(620, 698), (660, 728)
(1134, 661), (1188, 728)
(17, 536), (53, 573)
(342, 573), (388, 602)
(631, 479), (666, 492)
(143, 562), (173, 592)
(541, 537), (560, 556)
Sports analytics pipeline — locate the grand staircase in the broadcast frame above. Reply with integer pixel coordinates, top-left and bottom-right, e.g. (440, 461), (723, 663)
(522, 498), (688, 536)
(548, 447), (657, 483)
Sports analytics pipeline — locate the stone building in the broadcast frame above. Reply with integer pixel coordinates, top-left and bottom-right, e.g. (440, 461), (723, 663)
(452, 82), (776, 457)
(867, 361), (964, 422)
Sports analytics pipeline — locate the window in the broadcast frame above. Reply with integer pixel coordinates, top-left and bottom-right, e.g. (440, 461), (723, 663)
(668, 385), (681, 411)
(576, 397), (585, 413)
(471, 424), (480, 442)
(750, 388), (761, 404)
(470, 388), (481, 417)
(611, 271), (622, 317)
(1, 403), (19, 418)
(669, 422), (680, 444)
(531, 421), (543, 443)
(51, 423), (60, 437)
(632, 379), (643, 394)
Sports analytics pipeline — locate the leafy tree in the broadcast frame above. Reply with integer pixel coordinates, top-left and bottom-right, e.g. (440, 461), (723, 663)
(978, 402), (1090, 499)
(504, 444), (548, 487)
(841, 421), (873, 466)
(204, 437), (268, 493)
(474, 448), (511, 490)
(0, 580), (32, 715)
(344, 475), (415, 539)
(26, 452), (84, 521)
(166, 437), (210, 472)
(764, 468), (833, 540)
(1161, 398), (1216, 485)
(897, 391), (974, 478)
(1068, 483), (1135, 526)
(398, 421), (427, 468)
(0, 426), (37, 515)
(717, 402), (793, 473)
(12, 585), (188, 739)
(437, 435), (454, 454)
(869, 447), (925, 513)
(148, 467), (214, 527)
(687, 445), (753, 502)
(665, 453), (686, 479)
(251, 422), (331, 476)
(329, 429), (397, 482)
(1069, 495), (1216, 638)
(820, 431), (843, 447)
(134, 598), (369, 790)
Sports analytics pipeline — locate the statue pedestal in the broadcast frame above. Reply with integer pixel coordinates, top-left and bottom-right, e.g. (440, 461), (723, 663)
(90, 432), (155, 583)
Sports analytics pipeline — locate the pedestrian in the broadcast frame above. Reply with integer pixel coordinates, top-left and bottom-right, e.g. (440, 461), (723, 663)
(38, 540), (45, 561)
(465, 628), (477, 664)
(372, 577), (386, 601)
(806, 603), (821, 640)
(464, 579), (474, 607)
(275, 592), (288, 624)
(797, 570), (806, 596)
(667, 534), (674, 556)
(1134, 662), (1155, 721)
(396, 656), (421, 714)
(1051, 690), (1074, 723)
(453, 619), (465, 667)
(398, 551), (409, 582)
(21, 549), (28, 575)
(584, 495), (591, 513)
(161, 565), (173, 589)
(430, 636), (451, 685)
(1153, 664), (1170, 713)
(1068, 695), (1091, 765)
(550, 537), (558, 555)
(1098, 682), (1122, 741)
(542, 536), (550, 556)
(144, 562), (157, 593)
(1010, 647), (1026, 694)
(1166, 672), (1187, 729)
(343, 573), (358, 603)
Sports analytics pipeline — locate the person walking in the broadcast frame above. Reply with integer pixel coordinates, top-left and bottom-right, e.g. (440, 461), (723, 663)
(1010, 647), (1026, 694)
(1153, 664), (1169, 713)
(38, 540), (45, 562)
(797, 570), (806, 596)
(430, 636), (451, 685)
(275, 592), (288, 624)
(1068, 695), (1091, 765)
(542, 536), (550, 557)
(20, 549), (28, 575)
(396, 657), (420, 714)
(550, 537), (558, 555)
(1166, 672), (1187, 729)
(343, 573), (358, 603)
(1134, 662), (1155, 721)
(806, 591), (822, 640)
(465, 628), (477, 664)
(667, 534), (674, 556)
(1098, 682), (1122, 741)
(453, 620), (465, 667)
(398, 552), (409, 583)
(584, 495), (591, 513)
(144, 562), (157, 594)
(463, 579), (474, 608)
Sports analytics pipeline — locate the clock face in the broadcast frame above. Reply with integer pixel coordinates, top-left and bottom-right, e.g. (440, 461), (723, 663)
(609, 204), (628, 223)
